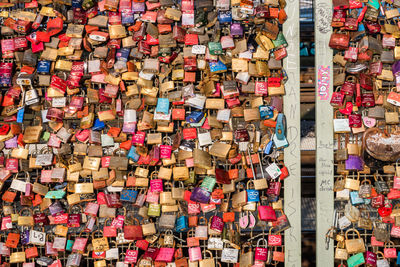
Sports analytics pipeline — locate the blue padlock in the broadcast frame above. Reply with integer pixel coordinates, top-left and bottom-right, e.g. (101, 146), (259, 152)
(209, 61), (227, 73)
(363, 198), (371, 205)
(218, 11), (232, 23)
(264, 140), (274, 155)
(116, 47), (131, 62)
(127, 146), (140, 162)
(156, 98), (170, 115)
(121, 10), (134, 25)
(190, 115), (207, 127)
(17, 107), (24, 123)
(176, 215), (188, 232)
(120, 189), (138, 203)
(275, 113), (286, 141)
(186, 110), (204, 123)
(37, 61), (51, 74)
(246, 189), (260, 202)
(259, 105), (274, 120)
(92, 119), (105, 130)
(71, 0), (82, 8)
(350, 191), (364, 205)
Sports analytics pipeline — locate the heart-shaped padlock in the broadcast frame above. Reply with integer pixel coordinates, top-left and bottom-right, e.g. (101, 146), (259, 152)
(363, 116), (376, 128)
(378, 203), (393, 217)
(0, 124), (10, 135)
(339, 102), (353, 115)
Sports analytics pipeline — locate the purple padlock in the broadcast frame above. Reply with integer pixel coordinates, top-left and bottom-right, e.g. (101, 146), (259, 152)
(345, 155), (364, 171)
(4, 136), (18, 149)
(210, 215), (224, 233)
(132, 2), (145, 13)
(230, 23), (244, 38)
(190, 187), (211, 204)
(49, 201), (64, 216)
(21, 229), (30, 245)
(392, 60), (400, 76)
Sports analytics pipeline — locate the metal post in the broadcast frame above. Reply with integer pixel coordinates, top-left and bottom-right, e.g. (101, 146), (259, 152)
(283, 0), (301, 265)
(314, 0), (334, 266)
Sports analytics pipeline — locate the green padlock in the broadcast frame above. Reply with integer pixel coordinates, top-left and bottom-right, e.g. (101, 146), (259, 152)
(347, 252), (365, 267)
(45, 190), (66, 199)
(184, 170), (196, 185)
(200, 176), (216, 192)
(158, 47), (172, 57)
(82, 0), (95, 10)
(147, 203), (161, 217)
(195, 10), (207, 27)
(272, 32), (288, 48)
(42, 131), (50, 141)
(208, 42), (223, 55)
(367, 0), (380, 10)
(66, 240), (74, 251)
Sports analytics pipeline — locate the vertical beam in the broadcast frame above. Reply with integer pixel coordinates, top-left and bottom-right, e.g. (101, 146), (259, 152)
(283, 0), (301, 266)
(314, 0), (334, 266)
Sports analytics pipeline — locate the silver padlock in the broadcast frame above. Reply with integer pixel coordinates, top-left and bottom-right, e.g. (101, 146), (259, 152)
(24, 88), (39, 106)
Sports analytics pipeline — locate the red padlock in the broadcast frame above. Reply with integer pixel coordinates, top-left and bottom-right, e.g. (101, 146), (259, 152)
(280, 165), (289, 180)
(349, 113), (362, 128)
(267, 181), (282, 196)
(362, 92), (375, 107)
(371, 194), (385, 208)
(369, 57), (383, 75)
(378, 203), (393, 217)
(340, 76), (356, 96)
(330, 88), (345, 108)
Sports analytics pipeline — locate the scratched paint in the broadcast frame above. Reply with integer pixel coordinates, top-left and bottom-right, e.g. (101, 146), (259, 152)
(318, 65), (330, 101)
(283, 0), (301, 265)
(315, 0), (334, 263)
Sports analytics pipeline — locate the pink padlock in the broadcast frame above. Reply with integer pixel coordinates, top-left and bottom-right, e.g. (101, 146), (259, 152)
(124, 248), (139, 263)
(146, 190), (159, 203)
(363, 116), (376, 128)
(185, 157), (194, 167)
(48, 133), (62, 148)
(188, 201), (201, 215)
(45, 241), (58, 256)
(133, 131), (146, 146)
(255, 238), (268, 261)
(1, 216), (12, 230)
(72, 235), (89, 253)
(394, 176), (400, 190)
(111, 215), (125, 229)
(1, 39), (14, 58)
(155, 247), (175, 262)
(160, 145), (172, 159)
(188, 246), (202, 262)
(150, 178), (163, 193)
(84, 202), (99, 217)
